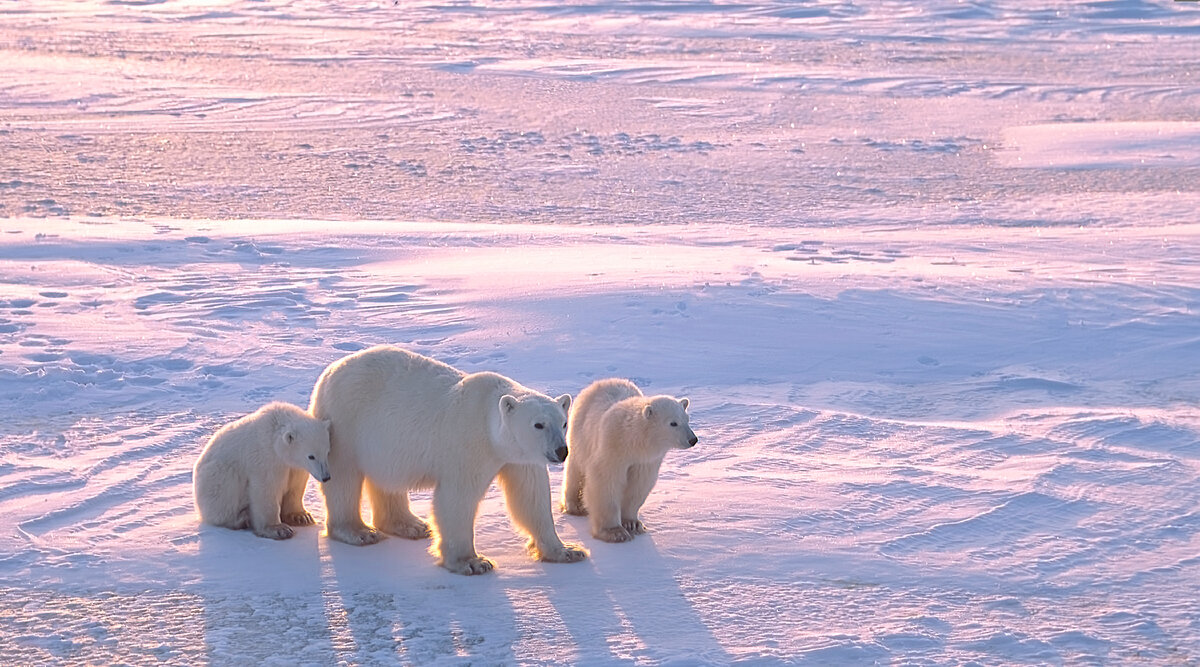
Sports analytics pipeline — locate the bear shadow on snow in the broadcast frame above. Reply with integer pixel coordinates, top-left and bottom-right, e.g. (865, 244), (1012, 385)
(193, 520), (522, 662)
(193, 524), (341, 662)
(317, 529), (728, 663)
(321, 533), (523, 662)
(541, 529), (731, 663)
(190, 494), (726, 662)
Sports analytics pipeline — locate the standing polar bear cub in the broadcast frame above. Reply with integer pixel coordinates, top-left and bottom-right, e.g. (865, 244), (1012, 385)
(562, 378), (698, 542)
(193, 402), (332, 540)
(310, 345), (588, 575)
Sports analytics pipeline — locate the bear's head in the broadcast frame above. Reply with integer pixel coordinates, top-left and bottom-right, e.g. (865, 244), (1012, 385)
(497, 392), (572, 465)
(275, 416), (333, 483)
(642, 396), (697, 451)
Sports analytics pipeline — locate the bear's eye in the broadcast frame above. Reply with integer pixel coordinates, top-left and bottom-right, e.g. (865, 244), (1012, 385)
(670, 421), (679, 427)
(562, 422), (568, 431)
(534, 423), (545, 430)
(308, 455), (316, 460)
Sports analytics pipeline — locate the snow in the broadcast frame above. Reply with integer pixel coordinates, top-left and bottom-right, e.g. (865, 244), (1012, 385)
(2, 0), (1200, 664)
(1002, 122), (1200, 169)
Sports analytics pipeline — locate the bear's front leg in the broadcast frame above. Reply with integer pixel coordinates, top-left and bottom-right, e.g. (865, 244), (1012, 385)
(619, 461), (661, 537)
(321, 468), (381, 546)
(583, 467), (632, 543)
(280, 467), (315, 526)
(498, 464), (588, 563)
(432, 479), (493, 575)
(248, 475), (294, 540)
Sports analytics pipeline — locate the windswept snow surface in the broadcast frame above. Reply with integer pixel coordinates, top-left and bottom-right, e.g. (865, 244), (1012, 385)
(3, 1), (1200, 664)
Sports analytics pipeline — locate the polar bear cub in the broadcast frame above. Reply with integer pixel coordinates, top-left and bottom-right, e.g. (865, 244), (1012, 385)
(310, 345), (588, 575)
(193, 402), (332, 540)
(561, 378), (697, 542)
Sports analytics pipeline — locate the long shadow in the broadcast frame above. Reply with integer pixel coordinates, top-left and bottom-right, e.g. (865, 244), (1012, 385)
(542, 521), (732, 664)
(193, 523), (337, 664)
(320, 534), (522, 664)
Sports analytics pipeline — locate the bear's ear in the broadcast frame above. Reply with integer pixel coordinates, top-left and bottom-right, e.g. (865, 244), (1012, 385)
(322, 418), (332, 432)
(499, 395), (519, 414)
(283, 429), (296, 446)
(642, 404), (654, 419)
(679, 397), (689, 411)
(556, 394), (572, 414)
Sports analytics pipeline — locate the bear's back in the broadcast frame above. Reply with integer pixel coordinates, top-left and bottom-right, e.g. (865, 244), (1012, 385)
(310, 345), (506, 482)
(600, 378), (642, 401)
(569, 378), (644, 456)
(577, 378), (642, 420)
(197, 401), (304, 470)
(311, 345), (465, 418)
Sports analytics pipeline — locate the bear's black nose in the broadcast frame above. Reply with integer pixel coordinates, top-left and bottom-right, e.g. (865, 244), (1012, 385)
(321, 475), (332, 483)
(688, 436), (698, 447)
(553, 445), (569, 463)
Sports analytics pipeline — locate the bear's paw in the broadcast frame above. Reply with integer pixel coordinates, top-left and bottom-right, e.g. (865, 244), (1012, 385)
(446, 555), (495, 576)
(282, 510), (316, 527)
(561, 500), (588, 517)
(535, 541), (589, 563)
(254, 523), (296, 540)
(593, 526), (634, 543)
(378, 518), (432, 540)
(621, 518), (646, 535)
(329, 525), (383, 546)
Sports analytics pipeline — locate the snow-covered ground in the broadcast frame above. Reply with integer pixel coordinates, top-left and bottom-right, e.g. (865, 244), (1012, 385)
(2, 1), (1200, 664)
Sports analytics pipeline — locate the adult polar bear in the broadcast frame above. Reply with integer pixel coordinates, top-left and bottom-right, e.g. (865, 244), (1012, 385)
(310, 345), (587, 575)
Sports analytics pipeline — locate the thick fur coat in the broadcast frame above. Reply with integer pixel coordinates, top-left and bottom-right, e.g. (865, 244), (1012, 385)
(562, 378), (697, 542)
(309, 345), (587, 574)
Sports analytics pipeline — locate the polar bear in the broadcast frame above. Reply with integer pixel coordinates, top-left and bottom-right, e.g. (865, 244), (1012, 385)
(561, 378), (697, 542)
(193, 402), (332, 540)
(309, 345), (588, 575)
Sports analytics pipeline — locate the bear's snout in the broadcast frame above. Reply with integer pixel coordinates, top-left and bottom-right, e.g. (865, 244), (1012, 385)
(310, 462), (332, 483)
(549, 445), (569, 464)
(687, 435), (698, 447)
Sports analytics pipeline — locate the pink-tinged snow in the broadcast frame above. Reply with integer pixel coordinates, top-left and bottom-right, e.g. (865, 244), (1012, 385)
(3, 0), (1200, 665)
(1001, 122), (1200, 169)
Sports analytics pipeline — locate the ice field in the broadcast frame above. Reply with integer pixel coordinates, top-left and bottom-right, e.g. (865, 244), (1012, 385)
(2, 1), (1199, 664)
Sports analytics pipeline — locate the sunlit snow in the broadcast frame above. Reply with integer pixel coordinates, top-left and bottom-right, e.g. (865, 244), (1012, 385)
(2, 0), (1199, 664)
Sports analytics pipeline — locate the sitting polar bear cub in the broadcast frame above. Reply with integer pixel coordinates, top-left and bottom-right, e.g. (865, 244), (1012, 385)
(562, 378), (698, 542)
(309, 345), (588, 575)
(193, 402), (332, 540)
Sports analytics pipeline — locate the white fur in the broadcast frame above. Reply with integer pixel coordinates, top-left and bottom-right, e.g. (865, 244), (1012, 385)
(193, 402), (332, 540)
(561, 378), (697, 543)
(309, 345), (587, 575)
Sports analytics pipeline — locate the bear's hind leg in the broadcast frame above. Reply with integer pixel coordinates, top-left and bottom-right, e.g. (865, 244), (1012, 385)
(248, 474), (294, 540)
(281, 467), (315, 526)
(195, 463), (250, 530)
(620, 461), (662, 536)
(365, 478), (431, 539)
